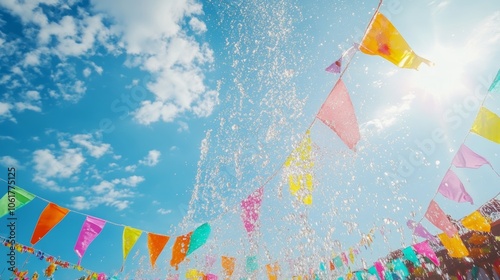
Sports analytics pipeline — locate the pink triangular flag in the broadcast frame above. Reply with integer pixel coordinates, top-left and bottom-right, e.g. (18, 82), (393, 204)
(452, 144), (490, 169)
(425, 200), (458, 237)
(317, 79), (360, 149)
(413, 241), (440, 266)
(241, 187), (264, 235)
(437, 169), (473, 204)
(374, 260), (386, 280)
(406, 220), (439, 243)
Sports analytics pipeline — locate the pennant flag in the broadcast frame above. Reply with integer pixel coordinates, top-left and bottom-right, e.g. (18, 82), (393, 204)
(205, 274), (218, 280)
(147, 233), (170, 268)
(489, 69), (500, 92)
(359, 12), (432, 69)
(326, 45), (358, 73)
(266, 262), (280, 280)
(222, 256), (235, 277)
(367, 266), (378, 277)
(186, 269), (204, 279)
(349, 248), (355, 263)
(452, 144), (490, 169)
(437, 233), (469, 258)
(402, 245), (420, 267)
(205, 255), (216, 270)
(170, 232), (192, 270)
(329, 260), (335, 271)
(31, 203), (69, 245)
(333, 256), (343, 268)
(392, 259), (409, 279)
(461, 211), (491, 232)
(374, 261), (386, 280)
(424, 200), (458, 237)
(123, 226), (142, 262)
(187, 223), (211, 256)
(284, 130), (314, 205)
(246, 256), (258, 273)
(316, 79), (360, 150)
(341, 252), (349, 265)
(167, 275), (179, 280)
(406, 220), (438, 243)
(437, 169), (473, 204)
(74, 216), (106, 264)
(241, 187), (264, 235)
(471, 107), (500, 144)
(0, 187), (35, 218)
(413, 241), (440, 266)
(319, 262), (326, 272)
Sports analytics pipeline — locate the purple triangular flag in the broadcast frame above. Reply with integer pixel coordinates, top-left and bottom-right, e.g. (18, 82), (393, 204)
(325, 45), (357, 73)
(438, 169), (473, 204)
(406, 220), (439, 243)
(452, 144), (490, 169)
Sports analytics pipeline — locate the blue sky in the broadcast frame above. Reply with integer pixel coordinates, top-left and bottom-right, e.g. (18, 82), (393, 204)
(0, 0), (499, 279)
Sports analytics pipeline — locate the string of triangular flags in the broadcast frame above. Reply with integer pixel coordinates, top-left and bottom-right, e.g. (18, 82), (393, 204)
(0, 185), (211, 276)
(407, 68), (500, 256)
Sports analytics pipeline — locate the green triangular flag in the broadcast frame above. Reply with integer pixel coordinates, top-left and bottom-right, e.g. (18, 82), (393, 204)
(0, 187), (35, 218)
(186, 223), (211, 256)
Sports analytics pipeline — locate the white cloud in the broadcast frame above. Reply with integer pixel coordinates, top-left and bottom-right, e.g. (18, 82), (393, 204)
(177, 121), (189, 132)
(125, 165), (137, 172)
(112, 175), (145, 187)
(32, 148), (85, 187)
(0, 136), (15, 141)
(83, 67), (91, 77)
(72, 180), (135, 210)
(71, 133), (111, 158)
(25, 90), (41, 101)
(0, 156), (20, 167)
(15, 102), (42, 112)
(0, 102), (15, 122)
(189, 17), (207, 33)
(361, 94), (415, 135)
(139, 149), (161, 166)
(157, 208), (172, 215)
(90, 61), (103, 75)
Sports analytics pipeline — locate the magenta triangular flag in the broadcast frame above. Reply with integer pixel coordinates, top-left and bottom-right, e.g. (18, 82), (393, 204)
(413, 241), (440, 266)
(425, 200), (458, 237)
(437, 169), (473, 204)
(317, 79), (360, 149)
(241, 187), (264, 235)
(452, 144), (490, 169)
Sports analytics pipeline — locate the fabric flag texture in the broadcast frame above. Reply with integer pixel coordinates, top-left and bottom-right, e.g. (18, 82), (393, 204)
(462, 211), (491, 232)
(489, 69), (500, 92)
(185, 269), (204, 279)
(392, 259), (409, 278)
(402, 246), (420, 267)
(333, 256), (343, 268)
(246, 256), (258, 273)
(221, 256), (236, 277)
(471, 107), (500, 144)
(452, 144), (490, 169)
(123, 226), (142, 262)
(74, 216), (106, 263)
(170, 232), (192, 270)
(438, 233), (469, 258)
(374, 260), (386, 280)
(266, 262), (280, 280)
(349, 248), (355, 263)
(406, 220), (439, 243)
(0, 187), (35, 218)
(359, 12), (432, 69)
(325, 45), (358, 73)
(205, 274), (218, 280)
(241, 187), (264, 235)
(31, 203), (69, 245)
(147, 233), (170, 268)
(205, 255), (216, 270)
(317, 79), (360, 150)
(413, 241), (440, 266)
(187, 223), (211, 255)
(437, 169), (473, 204)
(368, 266), (377, 277)
(424, 200), (458, 237)
(284, 130), (314, 205)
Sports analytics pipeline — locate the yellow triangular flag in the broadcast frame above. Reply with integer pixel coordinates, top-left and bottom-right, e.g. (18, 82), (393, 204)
(284, 130), (314, 205)
(360, 12), (432, 70)
(471, 107), (500, 143)
(123, 226), (142, 261)
(462, 211), (490, 232)
(438, 233), (469, 258)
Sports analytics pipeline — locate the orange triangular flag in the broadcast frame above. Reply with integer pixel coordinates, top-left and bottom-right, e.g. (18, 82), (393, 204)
(222, 256), (236, 277)
(31, 203), (69, 245)
(462, 211), (491, 232)
(266, 262), (280, 280)
(170, 232), (192, 270)
(360, 12), (432, 70)
(438, 233), (469, 258)
(147, 232), (170, 268)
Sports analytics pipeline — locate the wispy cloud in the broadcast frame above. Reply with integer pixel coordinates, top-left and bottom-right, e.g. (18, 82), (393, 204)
(139, 149), (161, 166)
(0, 156), (20, 168)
